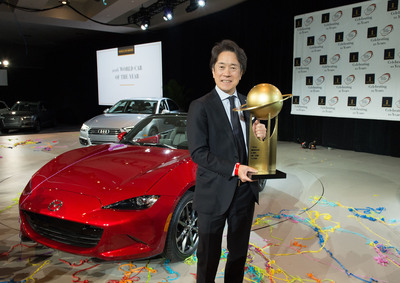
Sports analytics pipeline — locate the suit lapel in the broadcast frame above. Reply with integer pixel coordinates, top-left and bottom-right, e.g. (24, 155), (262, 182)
(209, 90), (234, 138)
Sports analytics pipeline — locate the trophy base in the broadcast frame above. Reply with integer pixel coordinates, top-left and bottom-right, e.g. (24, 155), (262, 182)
(248, 169), (287, 180)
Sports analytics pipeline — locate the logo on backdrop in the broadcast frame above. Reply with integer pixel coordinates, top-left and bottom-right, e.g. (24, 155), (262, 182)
(118, 46), (135, 56)
(302, 96), (311, 105)
(348, 97), (357, 107)
(361, 51), (373, 62)
(332, 10), (343, 21)
(345, 75), (356, 85)
(333, 75), (342, 85)
(307, 36), (315, 46)
(295, 18), (302, 28)
(322, 13), (330, 23)
(365, 4), (377, 15)
(360, 97), (372, 107)
(380, 24), (393, 36)
(329, 96), (339, 106)
(378, 73), (391, 84)
(335, 32), (344, 42)
(346, 30), (357, 41)
(382, 97), (393, 107)
(367, 27), (377, 38)
(384, 48), (395, 60)
(365, 74), (375, 84)
(305, 16), (313, 26)
(352, 6), (362, 18)
(349, 52), (359, 63)
(315, 76), (325, 85)
(387, 0), (398, 11)
(330, 54), (340, 64)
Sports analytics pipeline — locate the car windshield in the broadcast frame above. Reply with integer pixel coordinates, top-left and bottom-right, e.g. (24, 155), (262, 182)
(11, 102), (38, 112)
(121, 115), (188, 150)
(108, 100), (158, 114)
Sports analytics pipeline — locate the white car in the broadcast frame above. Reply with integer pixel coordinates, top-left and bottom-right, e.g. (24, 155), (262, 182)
(79, 97), (180, 145)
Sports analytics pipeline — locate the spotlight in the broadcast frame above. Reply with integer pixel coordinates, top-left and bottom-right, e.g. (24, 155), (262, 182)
(141, 18), (150, 30)
(163, 7), (173, 21)
(186, 0), (206, 13)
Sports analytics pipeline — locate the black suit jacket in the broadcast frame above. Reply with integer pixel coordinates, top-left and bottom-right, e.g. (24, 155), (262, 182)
(187, 89), (259, 216)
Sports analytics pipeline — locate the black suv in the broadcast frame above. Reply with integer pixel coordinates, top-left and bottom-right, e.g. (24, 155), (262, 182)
(0, 101), (56, 133)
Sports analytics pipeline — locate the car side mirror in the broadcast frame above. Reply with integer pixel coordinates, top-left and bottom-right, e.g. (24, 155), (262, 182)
(118, 131), (127, 141)
(103, 108), (110, 113)
(161, 109), (170, 114)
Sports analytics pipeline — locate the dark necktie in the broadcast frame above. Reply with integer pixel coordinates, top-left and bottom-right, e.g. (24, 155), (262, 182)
(228, 96), (247, 165)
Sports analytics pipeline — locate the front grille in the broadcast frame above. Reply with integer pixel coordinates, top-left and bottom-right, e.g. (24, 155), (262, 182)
(23, 211), (103, 248)
(89, 128), (120, 135)
(4, 117), (21, 127)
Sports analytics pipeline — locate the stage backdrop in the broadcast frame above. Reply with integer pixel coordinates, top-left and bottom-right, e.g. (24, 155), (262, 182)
(292, 0), (400, 121)
(96, 41), (163, 106)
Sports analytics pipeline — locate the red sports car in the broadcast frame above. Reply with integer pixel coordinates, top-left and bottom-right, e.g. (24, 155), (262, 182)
(19, 113), (198, 261)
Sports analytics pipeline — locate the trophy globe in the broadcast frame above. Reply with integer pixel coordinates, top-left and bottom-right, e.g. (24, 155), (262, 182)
(237, 83), (291, 178)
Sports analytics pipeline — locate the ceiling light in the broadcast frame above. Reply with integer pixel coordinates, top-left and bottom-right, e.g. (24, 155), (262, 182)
(60, 0), (69, 4)
(163, 7), (173, 21)
(2, 60), (9, 67)
(186, 0), (206, 13)
(141, 18), (150, 30)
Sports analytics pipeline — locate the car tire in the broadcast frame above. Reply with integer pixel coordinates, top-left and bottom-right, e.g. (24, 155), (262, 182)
(163, 190), (198, 262)
(1, 129), (9, 134)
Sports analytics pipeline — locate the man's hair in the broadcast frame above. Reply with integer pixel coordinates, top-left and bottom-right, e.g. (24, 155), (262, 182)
(209, 39), (247, 74)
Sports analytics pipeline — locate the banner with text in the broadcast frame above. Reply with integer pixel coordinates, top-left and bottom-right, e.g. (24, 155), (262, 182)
(96, 41), (162, 106)
(292, 0), (400, 121)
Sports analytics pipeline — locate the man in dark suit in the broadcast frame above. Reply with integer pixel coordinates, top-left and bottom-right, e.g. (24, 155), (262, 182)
(187, 39), (267, 283)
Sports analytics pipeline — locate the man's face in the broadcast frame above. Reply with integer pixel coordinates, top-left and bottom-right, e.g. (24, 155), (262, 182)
(212, 51), (243, 95)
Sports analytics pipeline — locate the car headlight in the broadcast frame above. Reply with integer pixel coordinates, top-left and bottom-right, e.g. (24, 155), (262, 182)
(102, 195), (159, 210)
(21, 180), (32, 196)
(80, 123), (90, 132)
(22, 115), (35, 121)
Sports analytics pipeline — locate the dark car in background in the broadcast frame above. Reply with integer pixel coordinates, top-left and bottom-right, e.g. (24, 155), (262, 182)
(0, 101), (56, 133)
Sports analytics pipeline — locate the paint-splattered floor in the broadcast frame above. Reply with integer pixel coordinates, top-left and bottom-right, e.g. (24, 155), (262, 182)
(1, 128), (399, 283)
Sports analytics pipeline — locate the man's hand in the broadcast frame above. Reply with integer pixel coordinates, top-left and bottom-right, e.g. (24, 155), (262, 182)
(238, 165), (257, 183)
(252, 120), (267, 141)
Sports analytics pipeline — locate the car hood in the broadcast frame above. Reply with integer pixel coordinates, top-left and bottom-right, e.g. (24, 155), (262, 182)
(84, 113), (149, 129)
(29, 144), (190, 206)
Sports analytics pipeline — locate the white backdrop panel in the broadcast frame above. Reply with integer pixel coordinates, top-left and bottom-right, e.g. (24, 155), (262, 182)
(292, 0), (400, 121)
(96, 41), (163, 106)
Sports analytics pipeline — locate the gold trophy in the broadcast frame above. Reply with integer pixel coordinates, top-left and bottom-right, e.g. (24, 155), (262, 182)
(236, 83), (292, 179)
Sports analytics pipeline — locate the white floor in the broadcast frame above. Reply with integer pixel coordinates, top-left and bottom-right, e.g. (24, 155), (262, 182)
(0, 130), (399, 282)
